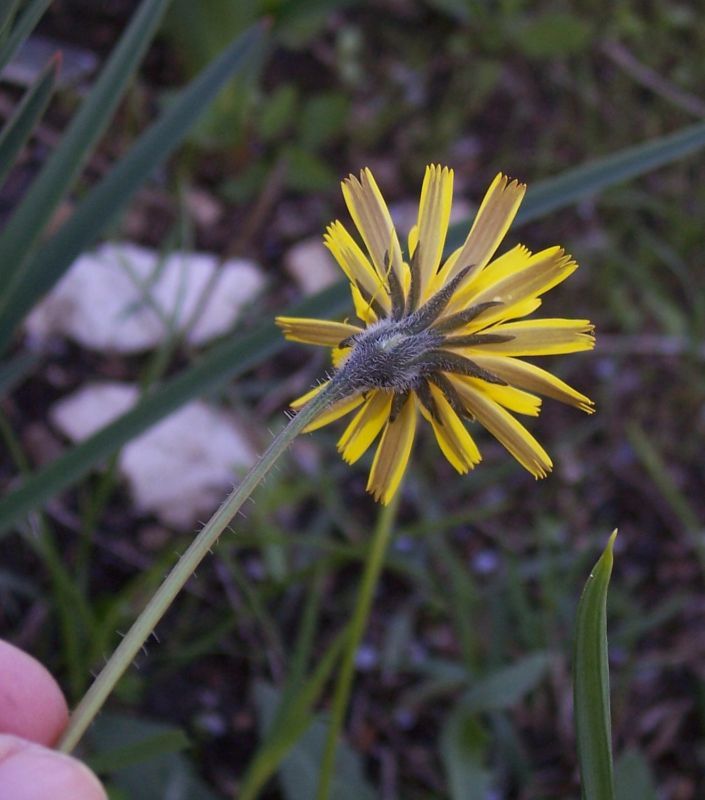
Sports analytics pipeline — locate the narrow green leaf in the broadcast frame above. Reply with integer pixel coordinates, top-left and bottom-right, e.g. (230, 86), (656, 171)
(0, 0), (170, 309)
(240, 631), (346, 800)
(0, 22), (265, 352)
(441, 708), (492, 800)
(462, 652), (550, 714)
(86, 729), (190, 773)
(0, 0), (21, 43)
(0, 351), (38, 398)
(0, 0), (51, 73)
(614, 748), (658, 800)
(88, 713), (218, 800)
(447, 118), (705, 249)
(574, 530), (617, 800)
(0, 53), (58, 188)
(254, 683), (377, 800)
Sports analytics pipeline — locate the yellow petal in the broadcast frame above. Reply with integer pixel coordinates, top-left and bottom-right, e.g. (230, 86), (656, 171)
(450, 379), (553, 478)
(407, 224), (419, 258)
(290, 381), (329, 410)
(415, 165), (454, 301)
(276, 316), (362, 346)
(459, 319), (595, 356)
(367, 394), (417, 504)
(324, 221), (391, 310)
(439, 244), (530, 316)
(341, 168), (406, 289)
(425, 383), (481, 473)
(438, 173), (526, 289)
(332, 346), (351, 368)
(302, 393), (364, 433)
(452, 247), (577, 326)
(350, 282), (379, 324)
(452, 376), (541, 416)
(469, 355), (594, 413)
(337, 390), (393, 463)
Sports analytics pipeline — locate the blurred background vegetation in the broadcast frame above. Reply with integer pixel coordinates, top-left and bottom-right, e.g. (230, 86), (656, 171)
(1, 0), (704, 797)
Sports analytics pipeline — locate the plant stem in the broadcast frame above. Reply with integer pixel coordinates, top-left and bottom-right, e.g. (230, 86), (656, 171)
(316, 490), (401, 800)
(58, 381), (340, 754)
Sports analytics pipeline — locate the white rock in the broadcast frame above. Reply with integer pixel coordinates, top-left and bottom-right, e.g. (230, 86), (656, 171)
(50, 382), (257, 529)
(26, 242), (265, 353)
(50, 383), (139, 440)
(284, 237), (339, 295)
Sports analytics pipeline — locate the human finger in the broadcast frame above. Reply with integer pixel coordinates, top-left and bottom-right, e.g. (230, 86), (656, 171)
(0, 640), (68, 746)
(0, 735), (107, 800)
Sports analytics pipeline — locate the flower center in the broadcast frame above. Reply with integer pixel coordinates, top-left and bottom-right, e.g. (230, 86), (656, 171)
(337, 318), (443, 394)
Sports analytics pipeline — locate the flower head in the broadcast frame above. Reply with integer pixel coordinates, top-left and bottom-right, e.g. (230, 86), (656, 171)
(277, 166), (594, 504)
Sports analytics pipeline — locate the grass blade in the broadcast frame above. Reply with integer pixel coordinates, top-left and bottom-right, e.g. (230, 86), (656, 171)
(0, 53), (59, 187)
(574, 530), (617, 800)
(240, 631), (346, 800)
(0, 0), (21, 43)
(0, 0), (170, 310)
(0, 0), (51, 73)
(447, 119), (705, 249)
(0, 21), (266, 351)
(0, 351), (38, 398)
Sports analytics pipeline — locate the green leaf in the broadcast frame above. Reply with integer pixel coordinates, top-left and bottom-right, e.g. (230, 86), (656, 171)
(258, 83), (298, 141)
(514, 12), (593, 59)
(614, 748), (658, 800)
(87, 729), (190, 773)
(240, 630), (346, 800)
(447, 118), (705, 249)
(87, 713), (218, 800)
(297, 91), (349, 149)
(283, 144), (336, 191)
(441, 708), (492, 800)
(0, 21), (266, 352)
(0, 351), (38, 398)
(254, 682), (377, 800)
(574, 530), (617, 800)
(0, 0), (170, 313)
(0, 0), (21, 43)
(0, 0), (52, 73)
(0, 53), (58, 188)
(462, 652), (551, 713)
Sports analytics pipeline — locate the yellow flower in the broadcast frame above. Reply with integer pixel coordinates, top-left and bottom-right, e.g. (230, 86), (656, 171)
(277, 166), (594, 504)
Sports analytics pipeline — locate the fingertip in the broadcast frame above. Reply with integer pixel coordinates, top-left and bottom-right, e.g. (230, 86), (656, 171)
(0, 735), (107, 800)
(0, 640), (69, 745)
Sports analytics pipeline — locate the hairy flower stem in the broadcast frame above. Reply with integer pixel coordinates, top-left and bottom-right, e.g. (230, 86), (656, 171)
(316, 489), (401, 800)
(58, 380), (344, 754)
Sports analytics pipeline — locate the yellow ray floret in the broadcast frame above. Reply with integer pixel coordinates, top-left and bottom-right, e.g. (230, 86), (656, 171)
(276, 316), (361, 346)
(341, 168), (406, 288)
(324, 220), (390, 311)
(450, 377), (553, 478)
(432, 173), (526, 294)
(367, 394), (417, 504)
(338, 390), (393, 464)
(460, 319), (595, 356)
(424, 383), (481, 473)
(412, 164), (454, 301)
(468, 355), (594, 413)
